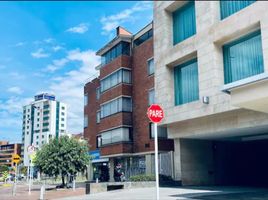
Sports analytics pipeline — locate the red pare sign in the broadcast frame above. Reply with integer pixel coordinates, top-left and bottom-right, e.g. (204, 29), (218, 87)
(147, 104), (164, 123)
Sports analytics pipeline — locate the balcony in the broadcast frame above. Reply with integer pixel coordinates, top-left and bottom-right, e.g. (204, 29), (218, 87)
(222, 73), (268, 113)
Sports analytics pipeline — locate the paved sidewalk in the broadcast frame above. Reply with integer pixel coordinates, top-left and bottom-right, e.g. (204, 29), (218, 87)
(57, 186), (268, 200)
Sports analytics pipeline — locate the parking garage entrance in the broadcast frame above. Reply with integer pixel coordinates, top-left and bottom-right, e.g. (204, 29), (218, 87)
(179, 137), (268, 186)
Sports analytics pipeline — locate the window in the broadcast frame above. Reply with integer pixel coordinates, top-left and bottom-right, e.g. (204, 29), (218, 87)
(43, 122), (49, 127)
(61, 112), (65, 116)
(61, 118), (64, 121)
(174, 59), (199, 105)
(220, 1), (256, 19)
(36, 142), (39, 145)
(100, 69), (131, 92)
(61, 124), (64, 127)
(43, 105), (49, 109)
(84, 94), (88, 106)
(148, 89), (155, 106)
(43, 116), (49, 121)
(100, 127), (131, 146)
(42, 135), (44, 139)
(101, 42), (130, 65)
(36, 136), (39, 139)
(100, 97), (132, 118)
(37, 118), (40, 122)
(84, 115), (88, 128)
(150, 123), (168, 139)
(134, 29), (153, 47)
(37, 112), (40, 116)
(42, 128), (49, 132)
(173, 2), (196, 45)
(147, 58), (154, 75)
(43, 110), (49, 115)
(37, 124), (40, 127)
(96, 111), (100, 123)
(96, 87), (100, 100)
(96, 136), (102, 148)
(61, 106), (65, 110)
(223, 30), (264, 84)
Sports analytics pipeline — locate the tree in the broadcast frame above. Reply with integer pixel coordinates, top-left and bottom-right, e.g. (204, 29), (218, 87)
(0, 165), (9, 173)
(35, 136), (90, 187)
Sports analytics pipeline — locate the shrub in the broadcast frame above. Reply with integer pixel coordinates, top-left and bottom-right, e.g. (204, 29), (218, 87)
(129, 174), (155, 182)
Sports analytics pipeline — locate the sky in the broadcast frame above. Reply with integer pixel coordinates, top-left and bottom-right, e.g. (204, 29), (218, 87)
(0, 1), (153, 143)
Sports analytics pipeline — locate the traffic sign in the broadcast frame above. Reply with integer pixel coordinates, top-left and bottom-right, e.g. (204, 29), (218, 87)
(27, 145), (35, 155)
(12, 154), (21, 164)
(147, 104), (164, 123)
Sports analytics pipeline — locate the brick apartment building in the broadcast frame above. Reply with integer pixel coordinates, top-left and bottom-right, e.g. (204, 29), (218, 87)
(84, 23), (174, 181)
(0, 141), (21, 167)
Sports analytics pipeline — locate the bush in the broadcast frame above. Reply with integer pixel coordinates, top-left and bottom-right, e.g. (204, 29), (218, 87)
(129, 174), (155, 182)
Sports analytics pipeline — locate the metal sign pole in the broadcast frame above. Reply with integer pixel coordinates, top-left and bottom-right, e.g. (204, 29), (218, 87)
(28, 160), (32, 194)
(12, 163), (18, 196)
(154, 122), (159, 200)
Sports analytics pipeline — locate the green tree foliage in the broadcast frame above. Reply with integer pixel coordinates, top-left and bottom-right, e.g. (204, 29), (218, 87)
(0, 165), (9, 173)
(35, 136), (90, 186)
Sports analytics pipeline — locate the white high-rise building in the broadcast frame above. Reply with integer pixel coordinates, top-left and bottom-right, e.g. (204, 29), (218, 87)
(22, 93), (67, 166)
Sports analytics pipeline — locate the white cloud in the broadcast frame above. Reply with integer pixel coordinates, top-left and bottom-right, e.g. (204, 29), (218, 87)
(9, 72), (25, 80)
(7, 86), (23, 95)
(31, 48), (50, 58)
(45, 58), (69, 72)
(14, 42), (26, 47)
(66, 23), (89, 34)
(44, 38), (54, 43)
(52, 45), (64, 52)
(49, 49), (99, 134)
(100, 1), (152, 35)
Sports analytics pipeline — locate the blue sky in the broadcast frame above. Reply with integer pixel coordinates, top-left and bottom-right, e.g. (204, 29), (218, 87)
(0, 1), (153, 143)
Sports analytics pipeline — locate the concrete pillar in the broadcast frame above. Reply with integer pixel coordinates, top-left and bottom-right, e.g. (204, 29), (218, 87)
(173, 139), (182, 181)
(87, 164), (93, 181)
(145, 154), (152, 175)
(109, 158), (115, 182)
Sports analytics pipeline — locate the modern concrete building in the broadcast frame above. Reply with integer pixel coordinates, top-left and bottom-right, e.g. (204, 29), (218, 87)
(84, 23), (174, 182)
(154, 1), (268, 186)
(0, 141), (21, 167)
(22, 93), (67, 166)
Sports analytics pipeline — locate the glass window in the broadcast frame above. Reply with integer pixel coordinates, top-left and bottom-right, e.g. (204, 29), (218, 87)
(96, 111), (100, 123)
(174, 58), (199, 105)
(100, 97), (132, 118)
(101, 42), (130, 65)
(99, 127), (130, 146)
(150, 123), (168, 138)
(220, 1), (256, 19)
(96, 136), (102, 148)
(223, 30), (264, 84)
(100, 69), (131, 92)
(148, 89), (155, 106)
(134, 29), (153, 47)
(84, 115), (88, 128)
(96, 87), (100, 100)
(84, 94), (88, 106)
(173, 2), (196, 45)
(147, 58), (154, 75)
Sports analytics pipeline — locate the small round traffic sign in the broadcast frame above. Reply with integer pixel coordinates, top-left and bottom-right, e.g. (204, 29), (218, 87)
(147, 104), (164, 123)
(27, 145), (35, 155)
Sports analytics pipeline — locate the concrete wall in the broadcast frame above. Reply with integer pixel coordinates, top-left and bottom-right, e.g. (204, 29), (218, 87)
(180, 139), (214, 185)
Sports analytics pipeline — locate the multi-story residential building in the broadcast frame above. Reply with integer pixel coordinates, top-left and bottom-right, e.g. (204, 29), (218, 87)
(0, 141), (21, 167)
(84, 23), (174, 182)
(154, 1), (268, 186)
(22, 93), (67, 166)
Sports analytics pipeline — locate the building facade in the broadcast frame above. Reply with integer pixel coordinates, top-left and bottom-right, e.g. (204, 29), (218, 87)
(22, 93), (67, 166)
(84, 23), (174, 181)
(154, 1), (268, 186)
(0, 142), (21, 167)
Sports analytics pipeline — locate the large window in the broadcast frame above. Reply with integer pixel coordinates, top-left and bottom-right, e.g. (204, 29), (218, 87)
(134, 29), (153, 47)
(101, 41), (130, 65)
(148, 89), (155, 106)
(100, 127), (131, 146)
(223, 30), (264, 84)
(174, 59), (199, 105)
(150, 123), (168, 139)
(100, 69), (131, 92)
(100, 97), (132, 118)
(147, 58), (154, 75)
(84, 115), (88, 128)
(173, 1), (196, 45)
(220, 1), (256, 19)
